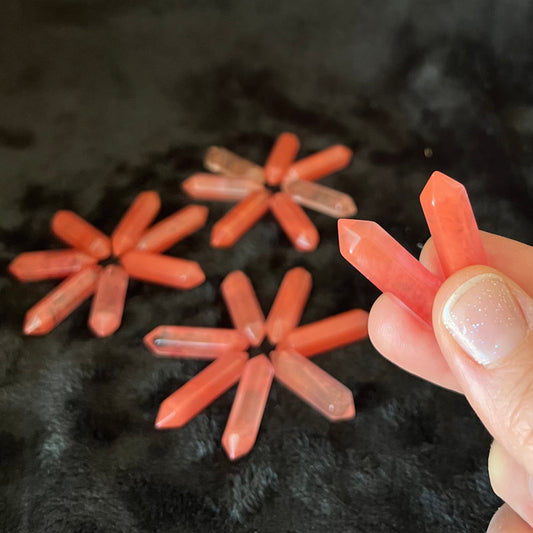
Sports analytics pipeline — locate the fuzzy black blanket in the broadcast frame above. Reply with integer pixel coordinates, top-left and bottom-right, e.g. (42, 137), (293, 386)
(1, 1), (533, 531)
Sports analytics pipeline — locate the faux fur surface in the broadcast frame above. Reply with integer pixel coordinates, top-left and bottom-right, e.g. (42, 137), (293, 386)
(1, 1), (533, 531)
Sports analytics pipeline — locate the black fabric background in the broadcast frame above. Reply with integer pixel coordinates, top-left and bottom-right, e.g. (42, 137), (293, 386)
(1, 1), (533, 531)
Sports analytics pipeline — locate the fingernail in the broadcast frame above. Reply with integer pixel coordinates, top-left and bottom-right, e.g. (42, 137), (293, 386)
(442, 273), (528, 366)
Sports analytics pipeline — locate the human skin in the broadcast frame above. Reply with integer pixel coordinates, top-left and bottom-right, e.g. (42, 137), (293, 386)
(367, 231), (533, 531)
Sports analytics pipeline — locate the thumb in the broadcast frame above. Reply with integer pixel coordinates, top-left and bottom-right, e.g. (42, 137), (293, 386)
(432, 265), (533, 474)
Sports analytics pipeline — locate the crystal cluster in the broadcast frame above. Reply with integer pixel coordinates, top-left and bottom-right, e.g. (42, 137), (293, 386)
(338, 171), (487, 325)
(145, 268), (369, 460)
(182, 133), (358, 251)
(9, 193), (208, 337)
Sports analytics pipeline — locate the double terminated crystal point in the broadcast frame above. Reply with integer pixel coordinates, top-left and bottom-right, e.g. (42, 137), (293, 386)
(183, 133), (357, 252)
(338, 171), (487, 326)
(11, 192), (208, 337)
(146, 268), (369, 460)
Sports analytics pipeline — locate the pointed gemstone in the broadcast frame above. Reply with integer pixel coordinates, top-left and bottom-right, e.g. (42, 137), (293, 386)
(88, 265), (128, 337)
(222, 355), (274, 460)
(23, 265), (101, 335)
(51, 210), (111, 260)
(8, 250), (97, 282)
(264, 132), (300, 186)
(284, 145), (353, 182)
(210, 189), (271, 248)
(265, 267), (312, 344)
(270, 349), (355, 422)
(221, 271), (265, 346)
(282, 179), (357, 218)
(269, 192), (319, 252)
(338, 219), (441, 325)
(277, 309), (369, 357)
(136, 205), (208, 253)
(204, 146), (265, 183)
(155, 351), (248, 429)
(144, 326), (249, 358)
(420, 171), (487, 277)
(120, 251), (205, 289)
(112, 191), (161, 256)
(182, 173), (264, 202)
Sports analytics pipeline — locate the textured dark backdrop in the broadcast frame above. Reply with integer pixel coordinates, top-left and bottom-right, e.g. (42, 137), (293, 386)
(1, 1), (533, 532)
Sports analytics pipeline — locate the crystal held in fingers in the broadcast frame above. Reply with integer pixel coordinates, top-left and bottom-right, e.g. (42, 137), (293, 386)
(338, 219), (441, 325)
(420, 171), (487, 277)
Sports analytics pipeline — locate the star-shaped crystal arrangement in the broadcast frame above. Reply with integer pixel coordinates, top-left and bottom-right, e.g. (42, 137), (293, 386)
(338, 171), (487, 324)
(9, 192), (208, 337)
(182, 133), (358, 252)
(144, 267), (369, 460)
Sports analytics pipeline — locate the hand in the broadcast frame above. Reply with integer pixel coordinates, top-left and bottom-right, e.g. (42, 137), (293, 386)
(367, 230), (533, 531)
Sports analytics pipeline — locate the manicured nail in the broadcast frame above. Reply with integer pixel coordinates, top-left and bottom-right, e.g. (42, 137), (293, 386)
(442, 273), (528, 366)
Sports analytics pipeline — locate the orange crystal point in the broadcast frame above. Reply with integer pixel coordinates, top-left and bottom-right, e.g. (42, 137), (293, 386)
(265, 267), (312, 344)
(88, 265), (128, 337)
(264, 132), (300, 186)
(270, 349), (355, 422)
(269, 192), (319, 252)
(155, 351), (248, 429)
(210, 189), (271, 248)
(284, 145), (353, 182)
(282, 179), (357, 218)
(23, 265), (101, 335)
(120, 251), (205, 289)
(111, 191), (161, 256)
(277, 308), (369, 357)
(144, 326), (250, 358)
(51, 210), (111, 260)
(182, 173), (264, 202)
(204, 146), (265, 183)
(8, 250), (97, 282)
(420, 171), (487, 277)
(222, 355), (274, 460)
(338, 219), (441, 325)
(221, 271), (265, 346)
(136, 205), (208, 253)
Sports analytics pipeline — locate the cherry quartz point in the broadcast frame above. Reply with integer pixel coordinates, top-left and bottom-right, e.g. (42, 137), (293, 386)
(112, 191), (161, 256)
(89, 265), (129, 337)
(144, 326), (249, 359)
(9, 250), (97, 281)
(338, 219), (441, 325)
(222, 354), (274, 460)
(52, 210), (111, 260)
(420, 171), (487, 277)
(264, 132), (300, 186)
(155, 352), (248, 429)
